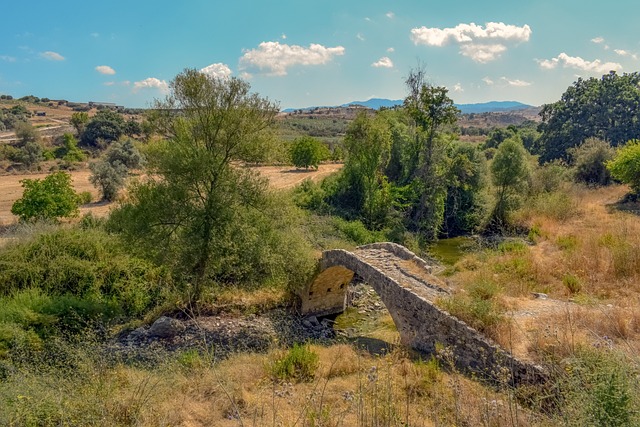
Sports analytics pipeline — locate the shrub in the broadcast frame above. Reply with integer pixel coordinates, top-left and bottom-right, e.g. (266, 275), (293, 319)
(607, 139), (640, 195)
(270, 343), (319, 382)
(89, 161), (127, 201)
(569, 138), (614, 186)
(11, 172), (80, 222)
(562, 273), (582, 295)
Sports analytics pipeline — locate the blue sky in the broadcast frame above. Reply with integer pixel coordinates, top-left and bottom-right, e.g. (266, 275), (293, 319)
(1, 0), (639, 109)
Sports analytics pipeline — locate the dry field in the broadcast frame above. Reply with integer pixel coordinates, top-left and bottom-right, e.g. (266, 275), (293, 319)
(0, 164), (343, 226)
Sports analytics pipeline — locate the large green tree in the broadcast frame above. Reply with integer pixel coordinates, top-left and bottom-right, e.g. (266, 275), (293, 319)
(538, 71), (640, 162)
(80, 110), (125, 147)
(109, 69), (312, 299)
(403, 68), (459, 240)
(289, 136), (328, 169)
(340, 112), (392, 228)
(489, 136), (531, 229)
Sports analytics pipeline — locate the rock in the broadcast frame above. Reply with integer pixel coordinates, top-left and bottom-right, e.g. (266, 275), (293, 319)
(532, 292), (548, 299)
(148, 316), (185, 339)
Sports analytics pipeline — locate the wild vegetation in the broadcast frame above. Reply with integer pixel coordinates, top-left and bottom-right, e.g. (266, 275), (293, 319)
(1, 69), (640, 425)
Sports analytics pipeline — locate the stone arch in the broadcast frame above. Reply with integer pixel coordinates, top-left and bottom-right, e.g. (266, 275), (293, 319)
(299, 243), (546, 386)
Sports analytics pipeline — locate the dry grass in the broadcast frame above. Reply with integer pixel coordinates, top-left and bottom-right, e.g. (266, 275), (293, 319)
(447, 185), (640, 364)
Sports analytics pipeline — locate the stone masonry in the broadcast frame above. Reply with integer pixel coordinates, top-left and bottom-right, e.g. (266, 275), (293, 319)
(300, 242), (546, 386)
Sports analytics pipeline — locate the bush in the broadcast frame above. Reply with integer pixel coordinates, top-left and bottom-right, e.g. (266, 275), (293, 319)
(0, 227), (169, 316)
(569, 138), (614, 186)
(607, 139), (640, 195)
(270, 343), (319, 382)
(11, 172), (80, 222)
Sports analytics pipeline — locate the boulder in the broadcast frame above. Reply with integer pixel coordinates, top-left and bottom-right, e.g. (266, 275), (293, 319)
(148, 316), (185, 339)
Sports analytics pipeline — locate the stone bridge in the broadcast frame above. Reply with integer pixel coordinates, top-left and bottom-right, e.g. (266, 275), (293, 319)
(300, 242), (545, 386)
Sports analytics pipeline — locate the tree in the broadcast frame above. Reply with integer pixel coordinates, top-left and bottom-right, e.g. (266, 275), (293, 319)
(109, 69), (288, 298)
(89, 160), (127, 201)
(442, 142), (489, 236)
(89, 139), (144, 201)
(56, 133), (86, 162)
(13, 121), (42, 167)
(489, 136), (531, 229)
(289, 136), (328, 169)
(80, 110), (125, 147)
(538, 71), (640, 162)
(11, 171), (80, 221)
(403, 68), (459, 240)
(340, 112), (392, 228)
(607, 139), (640, 196)
(70, 111), (89, 135)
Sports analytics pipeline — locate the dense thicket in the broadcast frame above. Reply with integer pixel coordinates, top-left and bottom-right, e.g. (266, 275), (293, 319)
(538, 71), (640, 162)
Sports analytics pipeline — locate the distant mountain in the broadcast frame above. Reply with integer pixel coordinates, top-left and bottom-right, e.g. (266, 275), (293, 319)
(283, 99), (535, 114)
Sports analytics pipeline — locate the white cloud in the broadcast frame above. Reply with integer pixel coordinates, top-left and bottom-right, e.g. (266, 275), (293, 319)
(95, 65), (116, 75)
(365, 17), (372, 22)
(103, 82), (115, 86)
(614, 49), (638, 59)
(281, 34), (287, 40)
(459, 43), (507, 63)
(0, 55), (16, 62)
(539, 53), (622, 73)
(591, 36), (605, 44)
(239, 41), (345, 76)
(357, 33), (365, 41)
(411, 22), (531, 47)
(386, 11), (395, 19)
(501, 77), (532, 87)
(40, 51), (64, 61)
(371, 57), (394, 68)
(453, 83), (463, 92)
(133, 77), (169, 93)
(387, 47), (395, 53)
(90, 32), (100, 38)
(200, 62), (232, 79)
(482, 76), (494, 85)
(239, 71), (253, 80)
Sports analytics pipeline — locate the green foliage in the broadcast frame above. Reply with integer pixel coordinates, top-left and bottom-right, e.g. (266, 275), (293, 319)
(70, 111), (89, 135)
(15, 140), (43, 167)
(56, 133), (86, 162)
(559, 349), (638, 427)
(11, 172), (80, 222)
(530, 160), (570, 194)
(89, 160), (127, 201)
(0, 227), (168, 315)
(80, 109), (125, 148)
(438, 280), (505, 334)
(403, 69), (459, 241)
(270, 343), (319, 382)
(336, 112), (393, 228)
(539, 71), (640, 161)
(562, 273), (582, 294)
(489, 136), (531, 229)
(607, 139), (640, 195)
(89, 139), (144, 201)
(14, 120), (39, 145)
(109, 70), (314, 298)
(442, 141), (489, 236)
(289, 136), (329, 169)
(569, 138), (614, 186)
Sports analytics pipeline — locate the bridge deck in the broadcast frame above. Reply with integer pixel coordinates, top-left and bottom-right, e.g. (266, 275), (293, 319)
(353, 247), (450, 302)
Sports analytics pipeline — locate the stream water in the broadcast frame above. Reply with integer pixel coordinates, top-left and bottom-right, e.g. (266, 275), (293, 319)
(427, 236), (476, 266)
